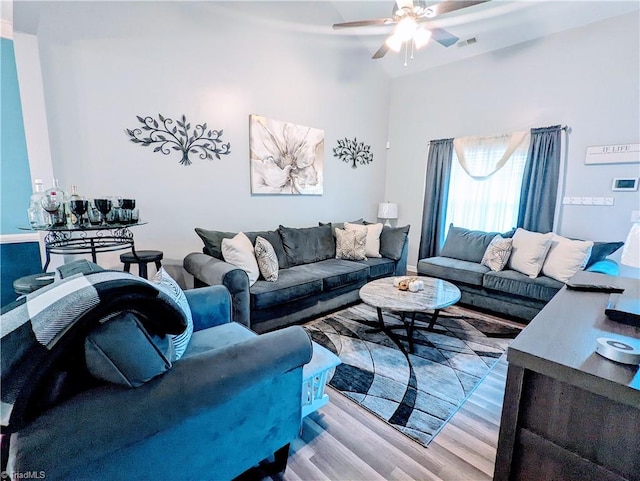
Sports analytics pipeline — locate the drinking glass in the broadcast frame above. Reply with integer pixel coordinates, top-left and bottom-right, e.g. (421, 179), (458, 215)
(70, 199), (89, 228)
(120, 198), (136, 224)
(41, 192), (62, 227)
(94, 198), (112, 226)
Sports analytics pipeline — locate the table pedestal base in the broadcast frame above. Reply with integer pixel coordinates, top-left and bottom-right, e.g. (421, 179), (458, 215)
(365, 307), (443, 353)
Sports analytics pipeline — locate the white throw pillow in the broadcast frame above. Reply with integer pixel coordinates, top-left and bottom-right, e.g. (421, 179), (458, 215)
(254, 236), (279, 282)
(335, 228), (367, 261)
(541, 234), (593, 283)
(222, 232), (260, 286)
(507, 228), (553, 278)
(481, 235), (513, 272)
(151, 267), (193, 360)
(344, 222), (383, 258)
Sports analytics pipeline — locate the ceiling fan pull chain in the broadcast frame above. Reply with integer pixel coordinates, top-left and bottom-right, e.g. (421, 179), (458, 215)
(410, 39), (415, 60)
(404, 42), (408, 67)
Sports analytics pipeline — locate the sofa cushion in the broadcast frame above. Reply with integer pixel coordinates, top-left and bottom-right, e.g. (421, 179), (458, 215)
(439, 225), (499, 263)
(483, 270), (563, 302)
(481, 235), (513, 272)
(541, 234), (593, 283)
(417, 256), (489, 286)
(320, 219), (365, 237)
(279, 224), (335, 266)
(508, 228), (553, 278)
(244, 230), (289, 270)
(358, 257), (396, 280)
(585, 241), (624, 268)
(298, 259), (369, 291)
(222, 232), (260, 286)
(195, 228), (236, 260)
(183, 322), (254, 358)
(379, 225), (410, 261)
(151, 267), (194, 360)
(250, 266), (324, 310)
(345, 222), (383, 258)
(335, 228), (367, 261)
(84, 312), (174, 388)
(254, 236), (279, 282)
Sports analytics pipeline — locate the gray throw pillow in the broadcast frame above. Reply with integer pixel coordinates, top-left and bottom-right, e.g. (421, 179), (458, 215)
(195, 228), (235, 259)
(379, 225), (410, 261)
(85, 312), (174, 388)
(439, 225), (500, 263)
(279, 224), (335, 266)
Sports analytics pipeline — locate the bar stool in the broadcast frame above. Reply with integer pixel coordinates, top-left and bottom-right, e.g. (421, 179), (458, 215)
(120, 250), (163, 280)
(13, 272), (55, 296)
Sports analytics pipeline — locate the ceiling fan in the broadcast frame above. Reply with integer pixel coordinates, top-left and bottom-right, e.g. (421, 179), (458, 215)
(333, 0), (490, 62)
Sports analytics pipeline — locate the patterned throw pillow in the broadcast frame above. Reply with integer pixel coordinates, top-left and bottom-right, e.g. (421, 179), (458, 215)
(254, 236), (279, 282)
(335, 228), (367, 261)
(152, 267), (194, 360)
(481, 235), (513, 272)
(344, 222), (383, 258)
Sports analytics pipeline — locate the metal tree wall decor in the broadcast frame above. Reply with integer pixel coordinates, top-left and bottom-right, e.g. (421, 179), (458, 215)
(126, 114), (231, 166)
(333, 137), (373, 168)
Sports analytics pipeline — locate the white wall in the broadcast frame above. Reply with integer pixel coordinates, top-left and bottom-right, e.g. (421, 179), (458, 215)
(385, 11), (640, 275)
(24, 1), (391, 274)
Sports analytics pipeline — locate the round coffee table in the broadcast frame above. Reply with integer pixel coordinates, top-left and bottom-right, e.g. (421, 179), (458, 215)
(359, 276), (461, 353)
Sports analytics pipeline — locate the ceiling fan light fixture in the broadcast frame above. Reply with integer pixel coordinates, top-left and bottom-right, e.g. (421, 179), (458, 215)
(395, 16), (417, 41)
(385, 33), (403, 52)
(413, 27), (432, 49)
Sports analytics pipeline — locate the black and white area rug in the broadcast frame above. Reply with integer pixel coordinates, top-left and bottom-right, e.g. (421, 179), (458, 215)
(303, 303), (522, 446)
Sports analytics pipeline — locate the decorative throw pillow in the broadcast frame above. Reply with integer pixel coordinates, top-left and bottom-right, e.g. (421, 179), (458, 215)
(379, 225), (410, 260)
(585, 241), (624, 268)
(152, 267), (194, 360)
(345, 222), (383, 258)
(195, 228), (236, 259)
(541, 234), (593, 283)
(440, 225), (501, 263)
(221, 232), (260, 286)
(507, 228), (554, 278)
(481, 235), (513, 272)
(254, 236), (279, 282)
(335, 228), (367, 261)
(85, 311), (174, 387)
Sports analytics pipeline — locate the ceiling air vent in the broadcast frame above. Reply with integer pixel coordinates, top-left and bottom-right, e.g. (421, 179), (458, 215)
(458, 37), (478, 47)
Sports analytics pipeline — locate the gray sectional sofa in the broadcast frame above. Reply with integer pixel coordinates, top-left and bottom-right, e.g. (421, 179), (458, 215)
(184, 222), (410, 333)
(417, 226), (621, 322)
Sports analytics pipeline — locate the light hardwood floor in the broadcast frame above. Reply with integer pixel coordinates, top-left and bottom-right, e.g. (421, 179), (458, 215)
(283, 357), (508, 481)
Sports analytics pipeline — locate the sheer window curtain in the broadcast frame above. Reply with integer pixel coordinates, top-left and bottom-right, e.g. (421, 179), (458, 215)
(517, 125), (563, 233)
(445, 131), (531, 233)
(418, 139), (453, 259)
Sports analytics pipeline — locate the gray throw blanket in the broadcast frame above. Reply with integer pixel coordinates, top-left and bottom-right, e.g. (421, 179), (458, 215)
(0, 270), (187, 432)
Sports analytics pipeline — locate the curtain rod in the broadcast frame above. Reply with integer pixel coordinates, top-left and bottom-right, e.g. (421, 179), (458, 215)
(427, 125), (572, 144)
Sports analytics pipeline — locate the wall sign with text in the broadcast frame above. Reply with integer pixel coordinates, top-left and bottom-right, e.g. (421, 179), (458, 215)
(585, 143), (640, 165)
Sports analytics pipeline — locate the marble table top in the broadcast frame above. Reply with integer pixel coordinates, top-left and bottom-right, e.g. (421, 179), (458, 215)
(359, 276), (461, 313)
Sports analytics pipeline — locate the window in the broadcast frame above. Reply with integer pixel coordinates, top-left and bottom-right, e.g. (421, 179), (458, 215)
(444, 132), (530, 234)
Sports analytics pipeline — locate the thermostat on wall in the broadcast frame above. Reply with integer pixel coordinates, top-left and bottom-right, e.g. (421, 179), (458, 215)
(612, 177), (639, 191)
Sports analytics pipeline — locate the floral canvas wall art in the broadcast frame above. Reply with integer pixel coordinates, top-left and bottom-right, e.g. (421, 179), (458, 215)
(249, 114), (324, 195)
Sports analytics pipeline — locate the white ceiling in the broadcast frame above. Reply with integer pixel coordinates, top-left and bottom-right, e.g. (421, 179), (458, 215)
(11, 1), (640, 78)
(327, 0), (640, 77)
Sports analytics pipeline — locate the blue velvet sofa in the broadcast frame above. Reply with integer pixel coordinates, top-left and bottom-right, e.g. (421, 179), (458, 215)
(184, 222), (410, 333)
(4, 281), (313, 480)
(417, 226), (621, 322)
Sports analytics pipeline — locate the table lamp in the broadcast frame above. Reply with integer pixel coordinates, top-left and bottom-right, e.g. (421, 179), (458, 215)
(377, 203), (398, 227)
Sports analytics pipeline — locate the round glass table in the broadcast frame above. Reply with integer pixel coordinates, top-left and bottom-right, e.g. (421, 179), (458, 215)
(20, 223), (148, 271)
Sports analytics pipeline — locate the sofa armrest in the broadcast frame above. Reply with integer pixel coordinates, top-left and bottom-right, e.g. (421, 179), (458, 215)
(586, 259), (619, 276)
(183, 252), (250, 327)
(9, 326), (312, 479)
(184, 285), (232, 331)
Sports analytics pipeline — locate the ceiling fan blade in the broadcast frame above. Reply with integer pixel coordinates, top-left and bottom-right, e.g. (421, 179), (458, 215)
(424, 0), (490, 18)
(395, 0), (414, 10)
(372, 43), (390, 59)
(429, 27), (460, 47)
(333, 18), (392, 29)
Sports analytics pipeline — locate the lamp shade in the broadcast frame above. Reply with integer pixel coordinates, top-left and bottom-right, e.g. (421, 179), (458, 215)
(378, 203), (398, 220)
(621, 223), (640, 268)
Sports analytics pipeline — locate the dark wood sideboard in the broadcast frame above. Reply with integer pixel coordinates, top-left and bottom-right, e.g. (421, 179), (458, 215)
(494, 271), (640, 481)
